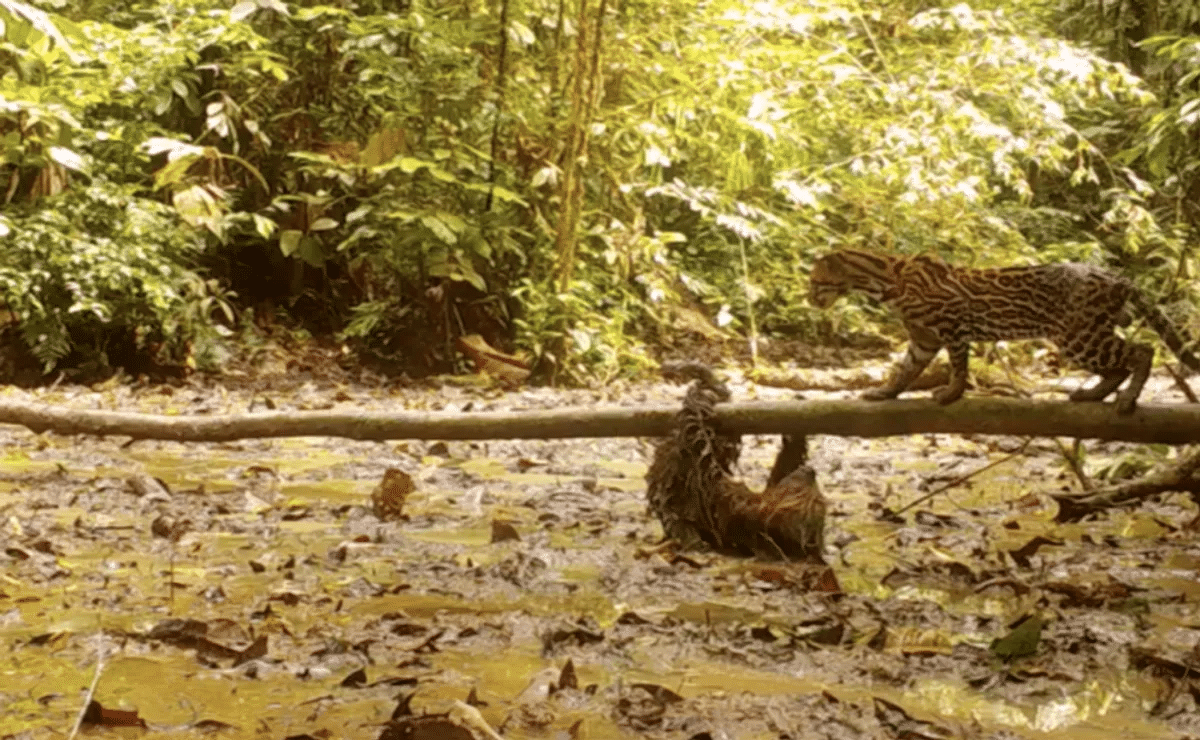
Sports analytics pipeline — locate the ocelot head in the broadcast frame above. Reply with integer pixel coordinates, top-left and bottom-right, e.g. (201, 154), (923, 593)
(808, 252), (856, 309)
(808, 249), (895, 308)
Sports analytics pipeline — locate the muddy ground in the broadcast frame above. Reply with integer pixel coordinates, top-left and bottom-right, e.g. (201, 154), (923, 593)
(0, 360), (1198, 739)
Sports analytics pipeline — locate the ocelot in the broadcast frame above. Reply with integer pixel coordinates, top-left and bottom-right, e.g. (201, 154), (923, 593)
(808, 249), (1200, 414)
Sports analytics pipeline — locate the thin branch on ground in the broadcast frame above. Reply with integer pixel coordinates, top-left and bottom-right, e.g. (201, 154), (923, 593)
(1053, 438), (1094, 492)
(67, 635), (105, 740)
(1052, 446), (1200, 522)
(1164, 363), (1198, 403)
(895, 439), (1032, 515)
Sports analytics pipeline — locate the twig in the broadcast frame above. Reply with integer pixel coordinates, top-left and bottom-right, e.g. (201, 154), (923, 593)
(67, 635), (105, 740)
(1164, 362), (1198, 403)
(1053, 438), (1093, 491)
(736, 237), (759, 367)
(854, 3), (897, 86)
(169, 540), (176, 612)
(895, 439), (1031, 515)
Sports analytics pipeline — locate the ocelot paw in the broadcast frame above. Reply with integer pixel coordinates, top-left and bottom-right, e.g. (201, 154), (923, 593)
(1114, 391), (1138, 415)
(931, 385), (965, 405)
(861, 388), (899, 401)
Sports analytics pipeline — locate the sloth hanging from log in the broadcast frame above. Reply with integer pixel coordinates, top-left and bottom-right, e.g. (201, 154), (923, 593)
(645, 362), (826, 563)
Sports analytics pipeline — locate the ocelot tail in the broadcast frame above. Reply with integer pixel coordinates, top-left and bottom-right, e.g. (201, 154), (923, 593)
(809, 249), (1200, 414)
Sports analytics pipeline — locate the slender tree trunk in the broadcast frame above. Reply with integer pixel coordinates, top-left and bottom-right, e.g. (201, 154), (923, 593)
(552, 0), (606, 292)
(485, 0), (511, 211)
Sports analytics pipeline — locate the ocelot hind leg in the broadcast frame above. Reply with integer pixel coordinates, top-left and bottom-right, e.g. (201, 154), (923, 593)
(1068, 371), (1128, 402)
(1063, 331), (1153, 414)
(1113, 343), (1153, 414)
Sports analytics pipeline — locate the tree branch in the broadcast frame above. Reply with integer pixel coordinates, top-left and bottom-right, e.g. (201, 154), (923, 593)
(3, 397), (1200, 443)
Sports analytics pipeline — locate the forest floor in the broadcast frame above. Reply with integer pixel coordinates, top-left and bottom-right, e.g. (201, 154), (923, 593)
(1, 349), (1199, 740)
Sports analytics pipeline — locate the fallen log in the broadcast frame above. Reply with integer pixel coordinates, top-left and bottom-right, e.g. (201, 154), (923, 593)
(1, 396), (1200, 443)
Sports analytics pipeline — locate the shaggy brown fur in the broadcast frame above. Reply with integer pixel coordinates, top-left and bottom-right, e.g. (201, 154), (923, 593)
(645, 362), (826, 563)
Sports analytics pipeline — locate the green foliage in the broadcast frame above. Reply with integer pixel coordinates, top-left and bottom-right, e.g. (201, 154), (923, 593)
(510, 229), (686, 383)
(3, 0), (1199, 381)
(0, 181), (233, 372)
(630, 4), (1150, 271)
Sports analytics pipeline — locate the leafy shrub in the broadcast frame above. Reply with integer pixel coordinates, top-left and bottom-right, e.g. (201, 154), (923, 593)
(0, 181), (233, 374)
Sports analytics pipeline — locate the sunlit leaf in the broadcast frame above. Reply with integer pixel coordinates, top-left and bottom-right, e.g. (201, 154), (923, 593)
(568, 328), (592, 352)
(531, 166), (556, 188)
(230, 1), (256, 22)
(172, 184), (226, 238)
(47, 146), (84, 172)
(0, 0), (84, 62)
(421, 214), (457, 245)
(361, 127), (406, 167)
(252, 214), (276, 239)
(144, 138), (203, 159)
(507, 20), (535, 47)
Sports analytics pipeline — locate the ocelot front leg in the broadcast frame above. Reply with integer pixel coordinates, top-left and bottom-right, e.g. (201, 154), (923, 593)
(932, 339), (970, 404)
(863, 326), (945, 401)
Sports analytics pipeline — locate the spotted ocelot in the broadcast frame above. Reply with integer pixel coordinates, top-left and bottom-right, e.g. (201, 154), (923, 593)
(808, 249), (1200, 414)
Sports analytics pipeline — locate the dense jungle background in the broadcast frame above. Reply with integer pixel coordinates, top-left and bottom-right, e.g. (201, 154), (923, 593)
(4, 0), (1200, 383)
(4, 0), (1200, 738)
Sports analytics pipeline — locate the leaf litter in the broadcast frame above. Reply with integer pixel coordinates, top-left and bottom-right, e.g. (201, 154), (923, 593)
(0, 372), (1198, 739)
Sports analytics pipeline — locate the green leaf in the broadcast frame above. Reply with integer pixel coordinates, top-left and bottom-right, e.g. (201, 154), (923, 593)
(387, 156), (456, 183)
(462, 181), (528, 205)
(421, 214), (457, 245)
(336, 225), (376, 252)
(434, 210), (466, 234)
(252, 214), (277, 240)
(453, 258), (486, 291)
(153, 155), (198, 189)
(361, 127), (406, 167)
(172, 184), (225, 238)
(279, 229), (303, 257)
(397, 157), (427, 174)
(296, 236), (326, 267)
(990, 615), (1043, 660)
